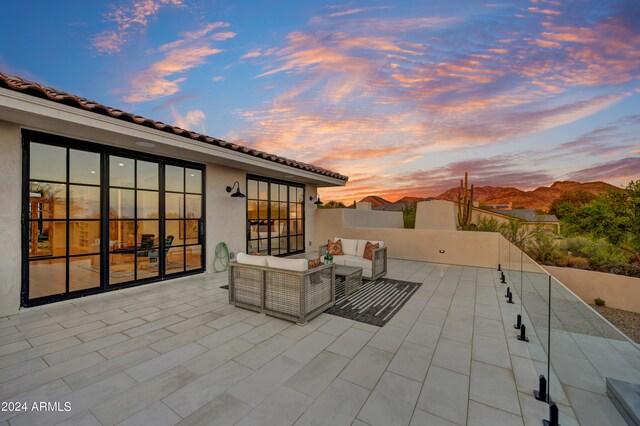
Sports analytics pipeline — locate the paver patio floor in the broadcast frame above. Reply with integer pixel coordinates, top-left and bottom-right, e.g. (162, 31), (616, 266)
(0, 259), (626, 425)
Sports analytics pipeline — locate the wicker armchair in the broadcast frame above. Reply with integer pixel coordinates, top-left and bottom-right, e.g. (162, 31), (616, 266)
(228, 261), (335, 325)
(320, 241), (387, 281)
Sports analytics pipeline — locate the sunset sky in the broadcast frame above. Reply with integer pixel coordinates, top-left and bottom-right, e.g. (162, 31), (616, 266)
(1, 0), (638, 202)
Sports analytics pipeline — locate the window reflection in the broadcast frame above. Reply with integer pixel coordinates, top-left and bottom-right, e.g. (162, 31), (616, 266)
(70, 150), (100, 185)
(165, 193), (184, 218)
(30, 143), (66, 182)
(137, 161), (158, 190)
(186, 195), (201, 218)
(70, 185), (100, 219)
(185, 169), (201, 193)
(29, 182), (66, 219)
(165, 165), (184, 192)
(110, 156), (134, 187)
(110, 189), (135, 219)
(137, 190), (159, 219)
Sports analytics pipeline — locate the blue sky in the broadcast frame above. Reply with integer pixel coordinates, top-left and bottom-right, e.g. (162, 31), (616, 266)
(1, 0), (638, 201)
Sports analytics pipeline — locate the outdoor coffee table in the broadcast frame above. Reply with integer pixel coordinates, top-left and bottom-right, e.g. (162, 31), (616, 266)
(334, 264), (363, 297)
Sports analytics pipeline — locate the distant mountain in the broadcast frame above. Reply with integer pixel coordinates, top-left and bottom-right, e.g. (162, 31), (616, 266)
(359, 195), (390, 208)
(436, 181), (620, 211)
(359, 195), (433, 211)
(360, 181), (620, 212)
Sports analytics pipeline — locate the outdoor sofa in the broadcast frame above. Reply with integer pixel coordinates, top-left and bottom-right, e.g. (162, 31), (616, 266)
(228, 253), (335, 324)
(320, 238), (387, 280)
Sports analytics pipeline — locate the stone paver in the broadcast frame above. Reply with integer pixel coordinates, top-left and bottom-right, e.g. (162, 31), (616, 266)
(0, 260), (629, 425)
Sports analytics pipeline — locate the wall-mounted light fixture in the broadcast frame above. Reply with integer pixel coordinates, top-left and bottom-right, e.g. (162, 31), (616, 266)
(226, 181), (246, 198)
(309, 195), (323, 206)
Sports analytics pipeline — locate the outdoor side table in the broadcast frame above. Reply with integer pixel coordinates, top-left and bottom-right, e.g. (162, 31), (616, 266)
(334, 264), (363, 297)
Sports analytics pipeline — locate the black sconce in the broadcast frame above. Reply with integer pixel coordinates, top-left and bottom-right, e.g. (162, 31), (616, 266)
(226, 181), (246, 198)
(309, 195), (323, 206)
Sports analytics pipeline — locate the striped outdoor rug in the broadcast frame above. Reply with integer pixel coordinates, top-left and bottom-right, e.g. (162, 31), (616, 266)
(325, 277), (421, 327)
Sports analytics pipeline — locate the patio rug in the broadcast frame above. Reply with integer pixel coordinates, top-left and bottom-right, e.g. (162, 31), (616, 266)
(325, 277), (421, 327)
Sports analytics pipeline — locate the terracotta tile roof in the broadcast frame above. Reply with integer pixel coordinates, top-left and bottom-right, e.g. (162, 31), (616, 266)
(0, 72), (348, 182)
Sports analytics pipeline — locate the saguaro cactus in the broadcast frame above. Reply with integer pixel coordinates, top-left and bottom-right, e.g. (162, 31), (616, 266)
(457, 172), (474, 229)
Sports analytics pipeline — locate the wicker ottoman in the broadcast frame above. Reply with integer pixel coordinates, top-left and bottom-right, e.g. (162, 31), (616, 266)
(335, 264), (363, 297)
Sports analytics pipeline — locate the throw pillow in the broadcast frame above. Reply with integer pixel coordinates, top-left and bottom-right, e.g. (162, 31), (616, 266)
(251, 250), (261, 256)
(327, 239), (343, 256)
(308, 258), (322, 269)
(363, 241), (380, 260)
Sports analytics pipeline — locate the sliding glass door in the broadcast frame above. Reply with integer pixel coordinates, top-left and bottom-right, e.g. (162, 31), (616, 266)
(246, 176), (304, 256)
(22, 131), (205, 307)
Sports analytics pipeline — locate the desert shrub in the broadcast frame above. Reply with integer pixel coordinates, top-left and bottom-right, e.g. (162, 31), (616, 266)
(526, 231), (562, 265)
(566, 256), (591, 270)
(594, 298), (606, 307)
(402, 202), (417, 229)
(476, 217), (501, 232)
(564, 236), (592, 255)
(553, 255), (569, 267)
(597, 262), (640, 278)
(563, 236), (631, 268)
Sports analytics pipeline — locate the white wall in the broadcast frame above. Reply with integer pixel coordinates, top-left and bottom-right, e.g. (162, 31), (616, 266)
(0, 123), (323, 316)
(205, 164), (246, 265)
(415, 200), (457, 230)
(544, 265), (640, 314)
(305, 183), (318, 252)
(315, 207), (499, 268)
(342, 209), (403, 229)
(0, 120), (23, 316)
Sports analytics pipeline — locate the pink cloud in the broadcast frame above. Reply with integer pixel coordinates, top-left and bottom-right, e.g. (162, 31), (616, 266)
(328, 6), (392, 18)
(233, 2), (639, 202)
(123, 22), (234, 102)
(241, 49), (262, 59)
(92, 0), (184, 54)
(566, 158), (640, 184)
(170, 108), (206, 132)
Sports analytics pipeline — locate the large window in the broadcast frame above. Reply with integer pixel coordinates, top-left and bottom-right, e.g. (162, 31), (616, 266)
(246, 176), (304, 256)
(28, 143), (102, 299)
(23, 132), (205, 306)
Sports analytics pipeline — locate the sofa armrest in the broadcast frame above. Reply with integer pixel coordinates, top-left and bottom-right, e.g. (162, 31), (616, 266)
(371, 245), (388, 280)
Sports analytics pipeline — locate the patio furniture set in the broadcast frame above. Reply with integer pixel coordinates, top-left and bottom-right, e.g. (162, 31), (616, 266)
(228, 238), (387, 324)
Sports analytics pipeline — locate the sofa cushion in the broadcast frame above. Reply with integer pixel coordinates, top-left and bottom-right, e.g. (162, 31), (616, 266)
(328, 239), (343, 256)
(342, 255), (373, 271)
(267, 256), (308, 272)
(363, 241), (380, 260)
(356, 240), (384, 258)
(331, 255), (346, 266)
(334, 238), (357, 256)
(237, 252), (268, 267)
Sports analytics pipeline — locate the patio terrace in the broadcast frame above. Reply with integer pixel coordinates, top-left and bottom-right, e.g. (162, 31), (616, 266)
(0, 258), (634, 425)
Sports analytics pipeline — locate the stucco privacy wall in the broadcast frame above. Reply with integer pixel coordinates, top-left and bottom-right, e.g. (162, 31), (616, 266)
(415, 200), (456, 230)
(315, 208), (499, 268)
(0, 120), (22, 316)
(544, 265), (640, 314)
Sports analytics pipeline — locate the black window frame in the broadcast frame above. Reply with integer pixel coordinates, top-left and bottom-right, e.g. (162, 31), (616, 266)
(21, 130), (206, 308)
(245, 174), (305, 256)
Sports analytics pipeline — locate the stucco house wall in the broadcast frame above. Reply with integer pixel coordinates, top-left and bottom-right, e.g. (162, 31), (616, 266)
(0, 78), (340, 316)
